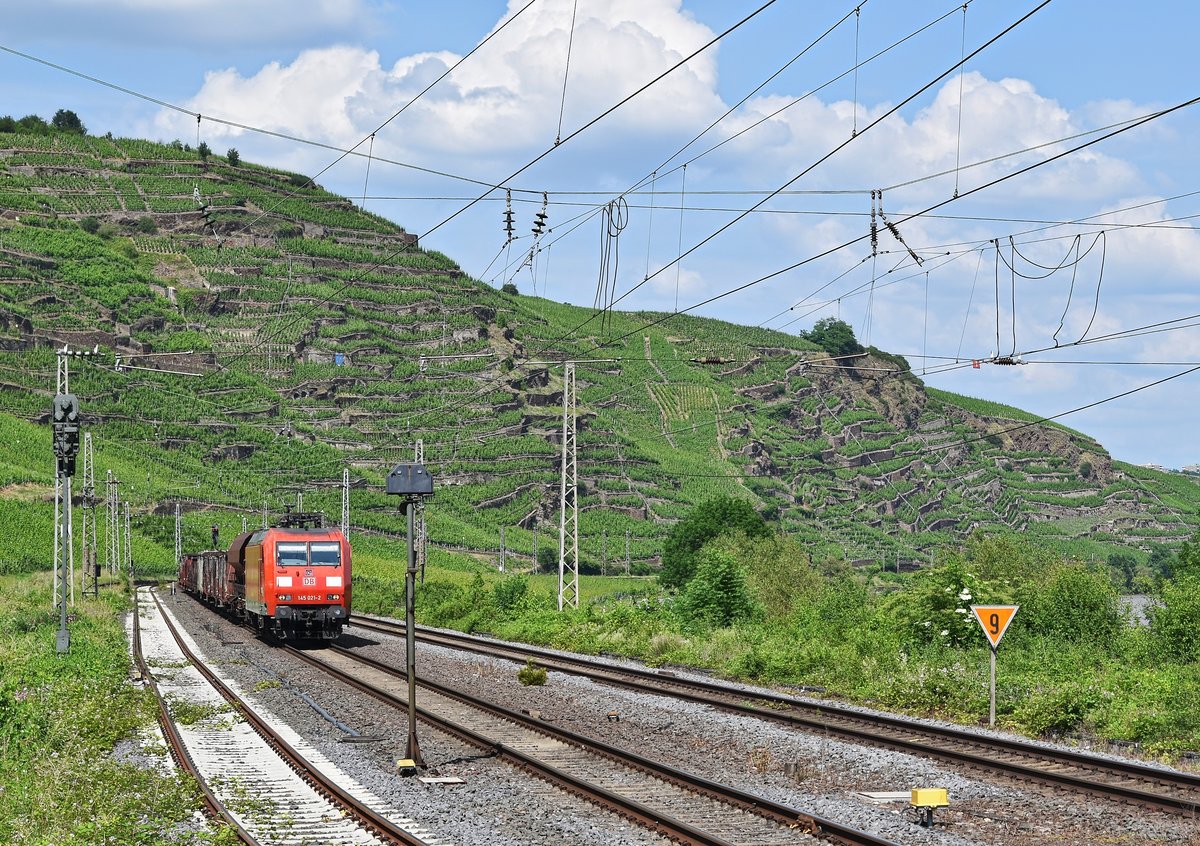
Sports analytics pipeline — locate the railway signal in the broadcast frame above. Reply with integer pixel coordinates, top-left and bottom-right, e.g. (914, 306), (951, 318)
(387, 462), (434, 769)
(52, 392), (81, 655)
(970, 605), (1019, 728)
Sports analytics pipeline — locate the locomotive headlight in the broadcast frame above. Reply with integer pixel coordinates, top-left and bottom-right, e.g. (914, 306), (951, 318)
(327, 593), (341, 601)
(278, 594), (292, 601)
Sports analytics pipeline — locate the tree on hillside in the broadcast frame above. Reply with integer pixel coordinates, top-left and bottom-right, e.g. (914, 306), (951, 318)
(536, 545), (557, 573)
(16, 114), (50, 134)
(501, 282), (519, 295)
(198, 141), (211, 161)
(659, 495), (771, 590)
(226, 148), (240, 167)
(804, 317), (863, 358)
(1147, 544), (1177, 579)
(51, 109), (86, 135)
(1107, 551), (1138, 590)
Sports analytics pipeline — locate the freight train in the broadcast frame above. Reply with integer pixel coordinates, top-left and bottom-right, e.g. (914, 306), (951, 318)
(178, 513), (350, 641)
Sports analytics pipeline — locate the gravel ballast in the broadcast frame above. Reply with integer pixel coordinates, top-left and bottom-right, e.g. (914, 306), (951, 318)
(155, 595), (1199, 846)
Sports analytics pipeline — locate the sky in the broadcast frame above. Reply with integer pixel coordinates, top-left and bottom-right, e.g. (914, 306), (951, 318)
(3, 0), (1199, 469)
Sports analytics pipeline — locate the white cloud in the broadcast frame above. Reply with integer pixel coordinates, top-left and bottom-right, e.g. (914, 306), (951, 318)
(152, 0), (724, 158)
(714, 73), (1140, 205)
(156, 47), (384, 148)
(1089, 197), (1200, 284)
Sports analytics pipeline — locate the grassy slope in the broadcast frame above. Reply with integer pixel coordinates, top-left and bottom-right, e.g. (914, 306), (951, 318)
(0, 129), (1197, 582)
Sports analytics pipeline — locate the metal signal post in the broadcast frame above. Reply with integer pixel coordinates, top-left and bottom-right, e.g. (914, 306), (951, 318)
(51, 391), (80, 654)
(387, 462), (434, 769)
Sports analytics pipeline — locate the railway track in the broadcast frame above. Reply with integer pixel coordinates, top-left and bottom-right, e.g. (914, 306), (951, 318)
(134, 589), (452, 846)
(285, 638), (900, 846)
(348, 614), (1200, 817)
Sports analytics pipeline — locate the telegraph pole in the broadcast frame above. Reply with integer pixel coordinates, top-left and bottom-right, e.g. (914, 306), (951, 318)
(499, 526), (506, 573)
(625, 529), (631, 575)
(123, 502), (132, 580)
(341, 468), (350, 540)
(80, 433), (98, 598)
(106, 471), (120, 575)
(174, 502), (181, 565)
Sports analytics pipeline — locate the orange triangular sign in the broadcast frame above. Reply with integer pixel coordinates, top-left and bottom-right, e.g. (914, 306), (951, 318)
(970, 605), (1019, 648)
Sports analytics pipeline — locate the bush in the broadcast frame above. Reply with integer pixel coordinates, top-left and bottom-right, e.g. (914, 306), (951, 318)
(1012, 680), (1102, 735)
(660, 495), (771, 590)
(517, 659), (547, 686)
(1148, 575), (1200, 663)
(492, 575), (529, 614)
(136, 216), (157, 234)
(197, 141), (211, 161)
(226, 148), (240, 167)
(79, 217), (100, 234)
(1018, 561), (1120, 648)
(501, 282), (518, 295)
(678, 547), (759, 628)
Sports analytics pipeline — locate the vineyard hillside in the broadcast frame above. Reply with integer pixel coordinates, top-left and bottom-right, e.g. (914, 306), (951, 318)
(1, 129), (1197, 575)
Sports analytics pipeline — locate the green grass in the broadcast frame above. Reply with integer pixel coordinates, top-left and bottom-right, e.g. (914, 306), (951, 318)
(0, 572), (233, 844)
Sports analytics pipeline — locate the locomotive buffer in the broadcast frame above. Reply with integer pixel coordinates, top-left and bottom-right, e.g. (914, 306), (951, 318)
(387, 463), (434, 769)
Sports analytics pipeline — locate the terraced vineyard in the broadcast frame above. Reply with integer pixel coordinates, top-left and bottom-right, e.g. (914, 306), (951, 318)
(1, 128), (1197, 575)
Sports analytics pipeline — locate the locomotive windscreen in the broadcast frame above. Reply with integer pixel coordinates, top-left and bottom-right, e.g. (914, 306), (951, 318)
(276, 542), (307, 567)
(311, 542), (341, 565)
(275, 540), (342, 566)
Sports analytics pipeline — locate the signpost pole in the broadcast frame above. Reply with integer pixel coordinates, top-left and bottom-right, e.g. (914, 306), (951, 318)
(989, 645), (997, 728)
(404, 501), (421, 766)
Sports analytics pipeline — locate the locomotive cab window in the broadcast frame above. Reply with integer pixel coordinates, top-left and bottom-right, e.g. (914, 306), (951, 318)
(310, 542), (341, 566)
(276, 542), (308, 567)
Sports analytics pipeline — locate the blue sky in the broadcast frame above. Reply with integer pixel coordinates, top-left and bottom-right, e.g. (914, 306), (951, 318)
(3, 1), (1199, 468)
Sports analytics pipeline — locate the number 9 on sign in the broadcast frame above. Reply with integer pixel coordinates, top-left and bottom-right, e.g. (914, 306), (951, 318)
(970, 605), (1019, 648)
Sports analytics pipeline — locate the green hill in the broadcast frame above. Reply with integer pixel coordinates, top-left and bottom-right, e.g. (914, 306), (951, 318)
(2, 127), (1198, 577)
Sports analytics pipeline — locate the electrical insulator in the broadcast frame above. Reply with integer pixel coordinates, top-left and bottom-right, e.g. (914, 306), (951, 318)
(532, 192), (548, 237)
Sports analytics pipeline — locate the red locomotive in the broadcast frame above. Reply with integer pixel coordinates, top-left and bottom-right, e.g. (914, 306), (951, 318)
(178, 513), (351, 641)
